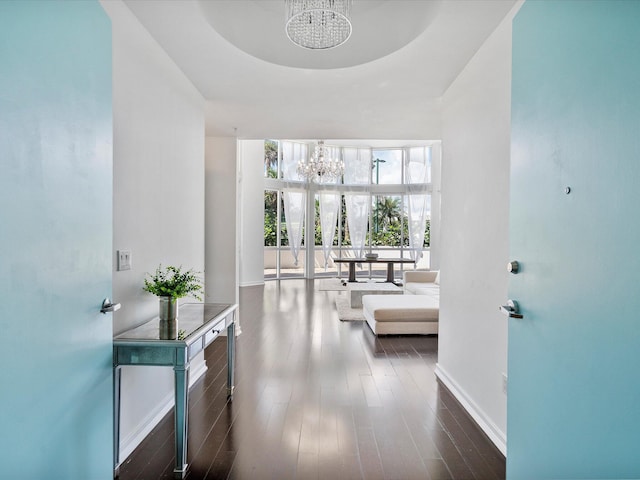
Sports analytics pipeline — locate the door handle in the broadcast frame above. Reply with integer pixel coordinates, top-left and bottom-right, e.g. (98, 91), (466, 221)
(101, 298), (121, 314)
(500, 299), (523, 319)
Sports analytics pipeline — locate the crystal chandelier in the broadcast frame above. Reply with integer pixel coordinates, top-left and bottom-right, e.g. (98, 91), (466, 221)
(297, 141), (344, 182)
(285, 0), (353, 50)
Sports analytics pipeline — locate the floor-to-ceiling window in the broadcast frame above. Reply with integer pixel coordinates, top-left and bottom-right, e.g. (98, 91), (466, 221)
(264, 140), (436, 280)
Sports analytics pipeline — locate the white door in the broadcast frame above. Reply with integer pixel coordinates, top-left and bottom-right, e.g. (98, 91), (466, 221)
(0, 2), (114, 478)
(508, 1), (640, 478)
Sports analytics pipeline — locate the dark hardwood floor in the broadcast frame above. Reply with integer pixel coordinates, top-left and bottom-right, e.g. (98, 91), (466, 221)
(117, 280), (505, 480)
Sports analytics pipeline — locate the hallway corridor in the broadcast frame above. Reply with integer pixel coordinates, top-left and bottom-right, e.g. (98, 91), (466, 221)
(118, 280), (505, 479)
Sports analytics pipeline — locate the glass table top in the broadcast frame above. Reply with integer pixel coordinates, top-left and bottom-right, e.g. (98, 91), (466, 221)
(114, 303), (233, 343)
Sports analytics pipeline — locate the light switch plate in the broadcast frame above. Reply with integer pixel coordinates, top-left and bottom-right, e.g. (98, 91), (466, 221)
(117, 250), (131, 271)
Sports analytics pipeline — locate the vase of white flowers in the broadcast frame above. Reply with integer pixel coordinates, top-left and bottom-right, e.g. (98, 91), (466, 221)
(143, 265), (203, 339)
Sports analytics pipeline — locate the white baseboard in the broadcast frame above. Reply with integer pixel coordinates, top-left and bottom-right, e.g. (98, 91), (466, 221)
(239, 280), (265, 287)
(119, 361), (209, 462)
(434, 364), (507, 456)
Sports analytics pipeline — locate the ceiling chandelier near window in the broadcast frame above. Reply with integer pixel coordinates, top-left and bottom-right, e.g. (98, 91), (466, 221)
(297, 140), (345, 182)
(285, 0), (353, 50)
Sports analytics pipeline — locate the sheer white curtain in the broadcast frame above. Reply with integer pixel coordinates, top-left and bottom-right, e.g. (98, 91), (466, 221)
(318, 145), (341, 269)
(343, 147), (371, 259)
(405, 147), (432, 262)
(281, 141), (308, 266)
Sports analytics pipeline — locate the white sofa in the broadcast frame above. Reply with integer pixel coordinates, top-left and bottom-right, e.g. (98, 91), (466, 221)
(362, 270), (440, 335)
(403, 270), (440, 299)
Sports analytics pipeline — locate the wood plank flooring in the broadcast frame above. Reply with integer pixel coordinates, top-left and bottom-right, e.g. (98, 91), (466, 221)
(117, 280), (505, 480)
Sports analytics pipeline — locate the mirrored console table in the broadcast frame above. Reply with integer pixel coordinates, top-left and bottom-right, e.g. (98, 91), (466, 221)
(113, 303), (237, 479)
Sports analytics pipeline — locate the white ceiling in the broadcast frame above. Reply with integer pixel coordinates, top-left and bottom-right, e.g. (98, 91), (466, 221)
(124, 0), (516, 140)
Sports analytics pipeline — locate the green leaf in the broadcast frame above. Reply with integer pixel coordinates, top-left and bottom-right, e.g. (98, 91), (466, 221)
(142, 264), (203, 300)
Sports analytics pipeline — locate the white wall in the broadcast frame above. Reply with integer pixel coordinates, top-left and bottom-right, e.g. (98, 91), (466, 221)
(205, 137), (239, 303)
(102, 0), (205, 460)
(436, 4), (521, 455)
(238, 140), (267, 286)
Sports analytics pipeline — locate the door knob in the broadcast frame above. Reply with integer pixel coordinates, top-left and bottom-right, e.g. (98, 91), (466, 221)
(101, 298), (121, 314)
(507, 261), (520, 274)
(500, 299), (523, 319)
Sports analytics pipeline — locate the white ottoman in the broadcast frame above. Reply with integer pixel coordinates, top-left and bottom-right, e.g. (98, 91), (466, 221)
(362, 294), (439, 335)
(347, 282), (402, 308)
